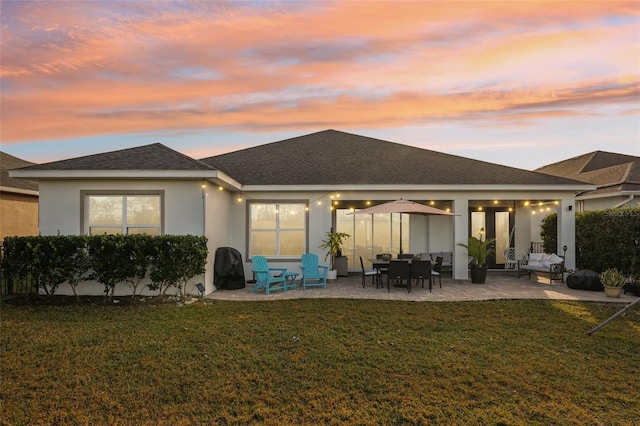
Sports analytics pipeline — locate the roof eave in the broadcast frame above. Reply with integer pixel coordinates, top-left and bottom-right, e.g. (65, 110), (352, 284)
(0, 185), (39, 196)
(9, 170), (220, 180)
(239, 183), (597, 192)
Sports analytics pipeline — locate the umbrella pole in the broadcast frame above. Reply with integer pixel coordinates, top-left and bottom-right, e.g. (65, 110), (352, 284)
(399, 213), (403, 254)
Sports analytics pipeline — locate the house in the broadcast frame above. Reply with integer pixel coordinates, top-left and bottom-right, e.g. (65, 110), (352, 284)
(536, 151), (640, 211)
(10, 130), (593, 295)
(1, 152), (39, 241)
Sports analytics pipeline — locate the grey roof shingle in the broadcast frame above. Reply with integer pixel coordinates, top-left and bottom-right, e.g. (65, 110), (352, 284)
(535, 150), (640, 196)
(1, 152), (38, 192)
(14, 143), (215, 172)
(200, 129), (585, 186)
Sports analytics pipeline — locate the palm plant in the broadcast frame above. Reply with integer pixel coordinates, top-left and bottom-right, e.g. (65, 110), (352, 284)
(319, 230), (350, 270)
(457, 236), (495, 267)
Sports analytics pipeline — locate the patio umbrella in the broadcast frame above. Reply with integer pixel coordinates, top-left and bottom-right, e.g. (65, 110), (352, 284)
(351, 199), (457, 254)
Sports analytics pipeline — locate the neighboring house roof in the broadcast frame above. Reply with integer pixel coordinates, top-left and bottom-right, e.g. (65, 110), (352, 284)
(9, 143), (218, 180)
(1, 152), (38, 193)
(535, 151), (640, 199)
(200, 129), (586, 187)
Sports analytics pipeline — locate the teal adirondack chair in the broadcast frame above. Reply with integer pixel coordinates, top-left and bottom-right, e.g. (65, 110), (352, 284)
(299, 253), (329, 290)
(250, 256), (289, 295)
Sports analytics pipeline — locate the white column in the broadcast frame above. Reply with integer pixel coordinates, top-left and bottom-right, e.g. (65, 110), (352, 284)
(452, 196), (469, 280)
(558, 195), (576, 270)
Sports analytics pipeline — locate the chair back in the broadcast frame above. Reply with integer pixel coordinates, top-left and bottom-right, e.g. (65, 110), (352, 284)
(301, 253), (326, 278)
(251, 255), (270, 281)
(434, 256), (443, 272)
(411, 260), (431, 279)
(397, 253), (414, 260)
(388, 260), (411, 280)
(359, 256), (366, 272)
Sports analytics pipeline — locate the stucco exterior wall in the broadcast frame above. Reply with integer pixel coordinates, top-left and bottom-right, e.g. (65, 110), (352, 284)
(0, 191), (39, 240)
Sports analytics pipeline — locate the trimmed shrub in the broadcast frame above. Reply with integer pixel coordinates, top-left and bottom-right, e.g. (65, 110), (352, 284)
(2, 234), (208, 299)
(576, 207), (640, 274)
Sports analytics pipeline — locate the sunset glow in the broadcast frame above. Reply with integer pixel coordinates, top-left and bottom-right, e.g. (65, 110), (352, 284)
(1, 1), (638, 168)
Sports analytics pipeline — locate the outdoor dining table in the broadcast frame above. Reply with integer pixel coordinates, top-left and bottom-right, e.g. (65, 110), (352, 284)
(368, 258), (433, 292)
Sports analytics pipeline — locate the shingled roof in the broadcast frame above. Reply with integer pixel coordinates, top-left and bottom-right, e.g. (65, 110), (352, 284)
(1, 152), (38, 192)
(536, 151), (640, 196)
(14, 143), (215, 172)
(200, 129), (585, 186)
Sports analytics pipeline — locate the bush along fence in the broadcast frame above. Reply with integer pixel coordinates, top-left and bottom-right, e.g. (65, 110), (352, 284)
(540, 207), (640, 276)
(1, 234), (208, 301)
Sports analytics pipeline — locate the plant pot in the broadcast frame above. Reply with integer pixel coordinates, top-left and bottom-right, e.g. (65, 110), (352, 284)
(470, 266), (487, 284)
(326, 269), (337, 283)
(604, 286), (623, 298)
(623, 283), (640, 296)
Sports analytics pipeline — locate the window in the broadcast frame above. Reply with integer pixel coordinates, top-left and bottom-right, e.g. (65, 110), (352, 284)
(249, 202), (306, 258)
(85, 193), (162, 235)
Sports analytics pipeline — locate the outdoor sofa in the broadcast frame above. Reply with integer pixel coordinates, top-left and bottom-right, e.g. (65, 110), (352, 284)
(517, 252), (565, 283)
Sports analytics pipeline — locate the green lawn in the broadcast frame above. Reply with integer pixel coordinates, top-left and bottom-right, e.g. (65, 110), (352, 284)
(1, 299), (639, 425)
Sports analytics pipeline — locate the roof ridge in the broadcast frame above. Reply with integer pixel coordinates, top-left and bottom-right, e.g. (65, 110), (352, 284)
(156, 143), (216, 170)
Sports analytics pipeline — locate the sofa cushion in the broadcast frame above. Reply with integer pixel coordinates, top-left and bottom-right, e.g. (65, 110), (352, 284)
(527, 253), (546, 267)
(542, 253), (564, 268)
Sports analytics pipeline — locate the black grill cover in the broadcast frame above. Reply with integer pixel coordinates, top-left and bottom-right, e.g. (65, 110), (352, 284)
(214, 247), (246, 290)
(566, 270), (603, 291)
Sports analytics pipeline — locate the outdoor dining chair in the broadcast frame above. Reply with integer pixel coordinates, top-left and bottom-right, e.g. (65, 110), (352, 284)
(387, 260), (412, 293)
(432, 256), (443, 288)
(397, 253), (414, 260)
(375, 253), (391, 276)
(360, 256), (382, 289)
(411, 259), (432, 292)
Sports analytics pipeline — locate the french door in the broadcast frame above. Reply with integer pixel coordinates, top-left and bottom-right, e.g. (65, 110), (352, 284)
(469, 209), (513, 268)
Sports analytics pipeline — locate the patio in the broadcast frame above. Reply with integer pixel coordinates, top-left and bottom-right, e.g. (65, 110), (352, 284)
(207, 270), (636, 303)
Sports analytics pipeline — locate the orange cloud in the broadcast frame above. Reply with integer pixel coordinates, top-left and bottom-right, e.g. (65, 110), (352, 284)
(1, 1), (638, 144)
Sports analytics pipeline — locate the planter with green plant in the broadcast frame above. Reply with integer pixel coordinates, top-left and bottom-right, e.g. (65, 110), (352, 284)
(600, 267), (626, 298)
(623, 274), (640, 296)
(457, 236), (495, 283)
(319, 230), (350, 281)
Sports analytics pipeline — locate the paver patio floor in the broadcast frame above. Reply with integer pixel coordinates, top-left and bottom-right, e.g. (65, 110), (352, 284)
(207, 270), (637, 303)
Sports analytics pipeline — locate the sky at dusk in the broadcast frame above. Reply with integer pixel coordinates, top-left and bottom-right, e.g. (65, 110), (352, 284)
(1, 0), (639, 170)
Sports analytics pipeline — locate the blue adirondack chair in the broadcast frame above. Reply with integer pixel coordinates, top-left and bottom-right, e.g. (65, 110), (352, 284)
(299, 253), (329, 290)
(250, 255), (289, 295)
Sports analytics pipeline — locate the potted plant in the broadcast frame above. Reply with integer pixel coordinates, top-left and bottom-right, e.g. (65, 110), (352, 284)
(600, 268), (626, 298)
(319, 230), (350, 282)
(623, 274), (640, 296)
(457, 236), (495, 284)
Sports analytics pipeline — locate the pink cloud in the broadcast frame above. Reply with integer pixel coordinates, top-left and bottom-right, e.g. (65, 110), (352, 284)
(1, 1), (638, 144)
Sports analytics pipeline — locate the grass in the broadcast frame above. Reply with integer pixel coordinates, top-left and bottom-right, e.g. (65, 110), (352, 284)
(1, 298), (639, 425)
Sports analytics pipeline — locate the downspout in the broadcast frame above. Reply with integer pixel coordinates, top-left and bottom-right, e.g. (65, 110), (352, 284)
(613, 195), (634, 208)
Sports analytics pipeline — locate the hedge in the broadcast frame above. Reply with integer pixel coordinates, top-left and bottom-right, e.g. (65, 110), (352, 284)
(575, 207), (640, 275)
(539, 207), (640, 275)
(1, 234), (208, 300)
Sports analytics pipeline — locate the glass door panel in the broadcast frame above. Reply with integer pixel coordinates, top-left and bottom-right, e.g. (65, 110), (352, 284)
(495, 212), (510, 265)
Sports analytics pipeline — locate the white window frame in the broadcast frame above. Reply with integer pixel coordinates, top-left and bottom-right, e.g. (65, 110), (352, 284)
(81, 190), (164, 236)
(248, 201), (308, 260)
